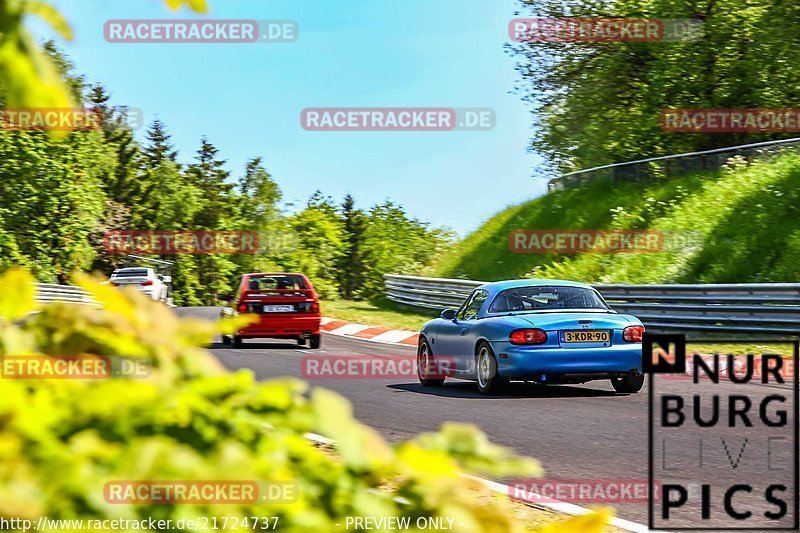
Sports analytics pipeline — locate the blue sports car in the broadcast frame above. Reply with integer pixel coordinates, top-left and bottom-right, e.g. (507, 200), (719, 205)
(417, 279), (645, 394)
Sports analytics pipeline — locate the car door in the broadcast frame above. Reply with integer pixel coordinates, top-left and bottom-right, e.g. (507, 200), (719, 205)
(437, 290), (488, 371)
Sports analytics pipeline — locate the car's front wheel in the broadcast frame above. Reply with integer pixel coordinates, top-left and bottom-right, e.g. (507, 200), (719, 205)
(611, 374), (645, 393)
(476, 342), (506, 395)
(417, 337), (444, 386)
(232, 335), (243, 348)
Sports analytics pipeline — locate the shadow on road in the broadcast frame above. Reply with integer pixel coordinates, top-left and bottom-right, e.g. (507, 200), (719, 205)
(388, 381), (621, 399)
(209, 340), (304, 350)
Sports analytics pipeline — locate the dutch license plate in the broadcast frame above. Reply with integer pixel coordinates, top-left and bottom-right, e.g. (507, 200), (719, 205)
(563, 330), (610, 343)
(262, 305), (295, 313)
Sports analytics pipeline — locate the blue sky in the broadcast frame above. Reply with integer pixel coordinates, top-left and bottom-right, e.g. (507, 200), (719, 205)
(33, 0), (546, 235)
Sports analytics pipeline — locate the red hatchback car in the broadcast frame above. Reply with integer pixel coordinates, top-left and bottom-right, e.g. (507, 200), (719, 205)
(220, 273), (322, 349)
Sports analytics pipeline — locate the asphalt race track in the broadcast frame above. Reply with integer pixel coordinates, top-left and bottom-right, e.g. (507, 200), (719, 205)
(179, 307), (797, 529)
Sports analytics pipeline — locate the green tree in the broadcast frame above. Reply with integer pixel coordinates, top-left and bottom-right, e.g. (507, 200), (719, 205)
(0, 128), (112, 282)
(284, 191), (344, 298)
(360, 201), (453, 298)
(143, 118), (178, 167)
(337, 194), (367, 299)
(89, 84), (143, 209)
(512, 0), (800, 174)
(188, 137), (233, 229)
(184, 138), (238, 303)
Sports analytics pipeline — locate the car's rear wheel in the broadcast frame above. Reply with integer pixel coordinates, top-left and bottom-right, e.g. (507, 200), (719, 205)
(309, 334), (321, 349)
(417, 337), (444, 386)
(297, 337), (307, 347)
(476, 342), (506, 395)
(611, 374), (645, 393)
(221, 335), (231, 345)
(232, 335), (243, 348)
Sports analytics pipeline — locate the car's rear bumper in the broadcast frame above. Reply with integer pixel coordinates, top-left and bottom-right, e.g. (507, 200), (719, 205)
(495, 342), (643, 380)
(238, 315), (321, 338)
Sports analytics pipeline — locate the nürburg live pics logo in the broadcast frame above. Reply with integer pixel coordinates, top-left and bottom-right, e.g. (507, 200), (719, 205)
(646, 332), (799, 530)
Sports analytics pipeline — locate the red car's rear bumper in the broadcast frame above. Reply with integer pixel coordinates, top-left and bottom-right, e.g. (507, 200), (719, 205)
(238, 314), (321, 339)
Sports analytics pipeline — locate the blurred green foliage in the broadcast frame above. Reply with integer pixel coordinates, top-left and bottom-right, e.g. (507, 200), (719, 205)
(0, 269), (611, 532)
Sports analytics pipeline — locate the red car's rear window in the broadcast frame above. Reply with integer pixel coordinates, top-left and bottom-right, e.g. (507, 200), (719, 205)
(245, 274), (309, 292)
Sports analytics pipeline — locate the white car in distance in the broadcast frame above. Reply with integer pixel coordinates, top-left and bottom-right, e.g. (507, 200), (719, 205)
(109, 267), (169, 302)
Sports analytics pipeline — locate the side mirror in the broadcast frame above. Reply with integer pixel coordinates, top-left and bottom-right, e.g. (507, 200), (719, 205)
(217, 293), (234, 302)
(440, 308), (456, 321)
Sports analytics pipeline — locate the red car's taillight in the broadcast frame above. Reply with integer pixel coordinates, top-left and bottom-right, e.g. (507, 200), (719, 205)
(509, 328), (548, 345)
(623, 325), (645, 342)
(237, 303), (248, 313)
(297, 301), (320, 313)
(141, 280), (153, 286)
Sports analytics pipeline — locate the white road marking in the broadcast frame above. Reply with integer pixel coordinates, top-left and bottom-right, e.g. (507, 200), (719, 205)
(370, 330), (417, 344)
(328, 323), (371, 336)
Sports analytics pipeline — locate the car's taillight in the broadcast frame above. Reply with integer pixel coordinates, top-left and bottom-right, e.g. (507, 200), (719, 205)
(623, 325), (645, 342)
(297, 301), (320, 313)
(238, 303), (248, 313)
(141, 280), (153, 286)
(509, 328), (548, 345)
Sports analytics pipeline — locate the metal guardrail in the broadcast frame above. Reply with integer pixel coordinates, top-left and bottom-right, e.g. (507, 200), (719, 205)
(33, 283), (178, 307)
(547, 137), (800, 192)
(385, 274), (800, 336)
(34, 283), (97, 306)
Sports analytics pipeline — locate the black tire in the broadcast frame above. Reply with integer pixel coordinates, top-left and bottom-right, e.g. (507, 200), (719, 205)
(417, 337), (445, 386)
(297, 337), (307, 347)
(232, 335), (243, 348)
(221, 335), (231, 345)
(611, 374), (645, 393)
(309, 334), (321, 349)
(475, 342), (506, 395)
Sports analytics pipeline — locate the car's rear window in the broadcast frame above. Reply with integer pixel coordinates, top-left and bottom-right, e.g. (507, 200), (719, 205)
(245, 275), (309, 291)
(113, 269), (148, 278)
(488, 286), (609, 313)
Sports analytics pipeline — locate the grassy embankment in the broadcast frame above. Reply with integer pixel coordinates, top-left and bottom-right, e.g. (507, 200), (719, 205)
(325, 154), (800, 340)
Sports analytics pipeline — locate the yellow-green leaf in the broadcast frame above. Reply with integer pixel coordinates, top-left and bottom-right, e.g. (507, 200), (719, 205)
(537, 508), (613, 533)
(22, 1), (73, 40)
(164, 0), (209, 13)
(0, 269), (36, 321)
